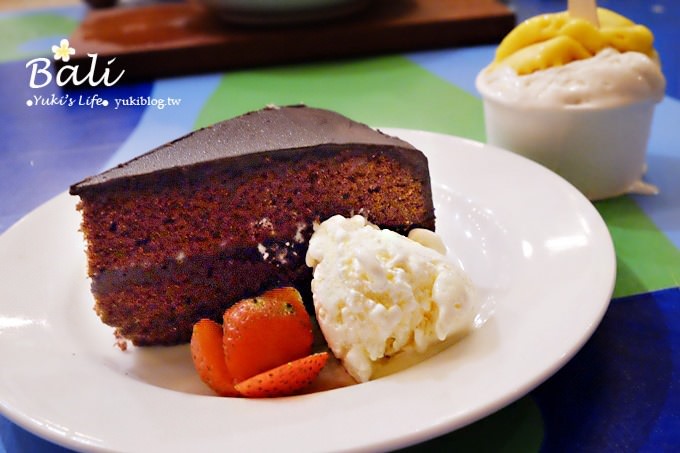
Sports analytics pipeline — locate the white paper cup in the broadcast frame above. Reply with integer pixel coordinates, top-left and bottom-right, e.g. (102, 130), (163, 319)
(477, 75), (659, 201)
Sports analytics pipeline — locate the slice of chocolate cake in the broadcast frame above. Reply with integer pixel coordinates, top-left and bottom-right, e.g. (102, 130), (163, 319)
(70, 105), (435, 346)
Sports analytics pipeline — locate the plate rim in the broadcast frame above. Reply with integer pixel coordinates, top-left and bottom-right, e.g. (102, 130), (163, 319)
(0, 128), (616, 452)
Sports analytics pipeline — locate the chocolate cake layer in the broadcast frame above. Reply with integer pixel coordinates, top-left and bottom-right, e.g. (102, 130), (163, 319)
(70, 106), (435, 345)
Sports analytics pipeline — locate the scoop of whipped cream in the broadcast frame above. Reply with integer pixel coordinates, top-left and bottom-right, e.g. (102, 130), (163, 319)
(305, 215), (476, 383)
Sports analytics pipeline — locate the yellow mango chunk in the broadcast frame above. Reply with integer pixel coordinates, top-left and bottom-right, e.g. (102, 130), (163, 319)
(494, 12), (571, 61)
(560, 19), (606, 54)
(597, 8), (634, 27)
(599, 25), (654, 55)
(498, 36), (592, 75)
(493, 7), (657, 74)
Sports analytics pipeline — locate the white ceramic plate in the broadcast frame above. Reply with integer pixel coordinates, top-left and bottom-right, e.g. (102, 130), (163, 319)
(0, 129), (615, 452)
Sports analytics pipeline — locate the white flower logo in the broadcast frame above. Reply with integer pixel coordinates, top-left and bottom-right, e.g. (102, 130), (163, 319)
(52, 39), (75, 62)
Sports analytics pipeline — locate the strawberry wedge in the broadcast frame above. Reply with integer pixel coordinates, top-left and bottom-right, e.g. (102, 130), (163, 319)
(235, 352), (329, 398)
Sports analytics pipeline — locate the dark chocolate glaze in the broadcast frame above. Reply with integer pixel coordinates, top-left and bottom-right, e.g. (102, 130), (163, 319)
(70, 105), (417, 193)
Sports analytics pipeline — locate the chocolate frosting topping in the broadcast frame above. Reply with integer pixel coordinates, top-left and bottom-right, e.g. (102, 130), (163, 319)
(70, 105), (415, 193)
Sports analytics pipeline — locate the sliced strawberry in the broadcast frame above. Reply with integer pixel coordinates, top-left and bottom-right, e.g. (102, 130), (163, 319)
(223, 287), (313, 383)
(190, 318), (239, 397)
(235, 352), (329, 398)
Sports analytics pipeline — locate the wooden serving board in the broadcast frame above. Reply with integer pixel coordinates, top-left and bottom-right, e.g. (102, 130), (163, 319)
(61, 0), (515, 82)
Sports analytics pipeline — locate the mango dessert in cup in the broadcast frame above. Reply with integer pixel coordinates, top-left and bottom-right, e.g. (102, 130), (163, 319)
(475, 5), (666, 200)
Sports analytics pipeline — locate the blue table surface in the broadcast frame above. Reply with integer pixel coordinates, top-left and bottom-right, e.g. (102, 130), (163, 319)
(1, 1), (678, 452)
